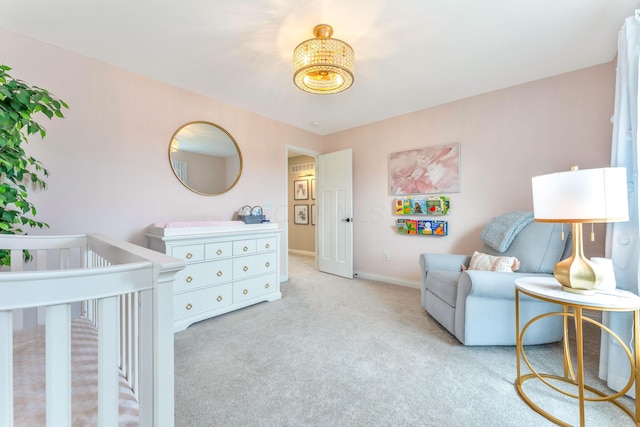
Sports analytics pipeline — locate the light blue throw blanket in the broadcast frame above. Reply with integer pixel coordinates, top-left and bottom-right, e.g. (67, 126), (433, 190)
(480, 211), (534, 253)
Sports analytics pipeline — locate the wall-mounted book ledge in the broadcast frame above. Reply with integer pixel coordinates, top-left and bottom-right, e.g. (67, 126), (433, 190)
(394, 196), (450, 216)
(397, 219), (448, 236)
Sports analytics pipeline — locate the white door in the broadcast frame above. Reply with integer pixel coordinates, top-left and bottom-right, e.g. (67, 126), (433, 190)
(317, 149), (353, 278)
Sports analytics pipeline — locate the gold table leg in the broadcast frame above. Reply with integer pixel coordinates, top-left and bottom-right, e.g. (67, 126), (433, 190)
(515, 293), (639, 426)
(634, 309), (640, 424)
(574, 306), (585, 427)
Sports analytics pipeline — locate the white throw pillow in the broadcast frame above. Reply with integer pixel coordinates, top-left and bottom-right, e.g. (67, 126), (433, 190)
(466, 251), (520, 272)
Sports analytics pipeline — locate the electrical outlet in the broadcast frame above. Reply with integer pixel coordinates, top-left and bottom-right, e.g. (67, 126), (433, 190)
(383, 251), (390, 261)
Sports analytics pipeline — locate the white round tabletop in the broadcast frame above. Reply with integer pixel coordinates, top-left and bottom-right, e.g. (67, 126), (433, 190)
(515, 276), (640, 311)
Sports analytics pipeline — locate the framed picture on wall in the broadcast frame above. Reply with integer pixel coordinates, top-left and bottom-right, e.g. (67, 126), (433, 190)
(311, 204), (316, 225)
(311, 179), (316, 200)
(294, 180), (309, 200)
(389, 142), (460, 195)
(294, 204), (309, 225)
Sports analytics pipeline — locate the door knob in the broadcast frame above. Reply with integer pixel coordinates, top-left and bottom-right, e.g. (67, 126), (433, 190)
(343, 218), (353, 222)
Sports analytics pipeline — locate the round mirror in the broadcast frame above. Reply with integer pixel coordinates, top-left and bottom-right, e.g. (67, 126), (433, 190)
(169, 121), (242, 195)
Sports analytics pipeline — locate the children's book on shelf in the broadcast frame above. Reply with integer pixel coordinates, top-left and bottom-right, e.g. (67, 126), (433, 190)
(396, 218), (418, 234)
(395, 199), (405, 215)
(394, 196), (450, 215)
(418, 220), (448, 236)
(397, 219), (448, 236)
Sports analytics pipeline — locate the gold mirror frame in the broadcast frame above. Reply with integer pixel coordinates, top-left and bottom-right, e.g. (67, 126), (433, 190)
(169, 121), (243, 195)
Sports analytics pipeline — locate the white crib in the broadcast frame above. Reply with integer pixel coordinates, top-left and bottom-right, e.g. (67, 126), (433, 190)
(0, 234), (185, 426)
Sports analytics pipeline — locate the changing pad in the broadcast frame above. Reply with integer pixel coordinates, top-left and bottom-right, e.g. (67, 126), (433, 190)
(153, 220), (245, 228)
(148, 220), (277, 237)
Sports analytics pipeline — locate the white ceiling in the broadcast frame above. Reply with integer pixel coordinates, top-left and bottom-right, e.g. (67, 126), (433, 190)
(0, 1), (636, 135)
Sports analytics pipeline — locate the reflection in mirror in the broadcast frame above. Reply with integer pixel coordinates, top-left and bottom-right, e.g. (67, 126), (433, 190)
(169, 121), (242, 195)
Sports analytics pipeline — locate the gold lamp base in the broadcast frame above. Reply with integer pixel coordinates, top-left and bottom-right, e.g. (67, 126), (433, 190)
(553, 223), (603, 295)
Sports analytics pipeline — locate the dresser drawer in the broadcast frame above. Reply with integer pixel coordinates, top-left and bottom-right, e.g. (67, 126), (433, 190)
(205, 241), (232, 259)
(174, 284), (233, 320)
(233, 272), (278, 303)
(171, 244), (205, 262)
(233, 252), (277, 280)
(174, 259), (232, 292)
(233, 239), (256, 255)
(256, 237), (277, 252)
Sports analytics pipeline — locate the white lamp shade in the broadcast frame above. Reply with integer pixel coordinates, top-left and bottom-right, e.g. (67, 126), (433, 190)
(531, 167), (629, 223)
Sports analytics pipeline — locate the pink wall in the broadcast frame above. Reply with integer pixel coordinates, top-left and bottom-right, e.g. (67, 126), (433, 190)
(0, 29), (323, 252)
(0, 28), (616, 286)
(324, 62), (616, 285)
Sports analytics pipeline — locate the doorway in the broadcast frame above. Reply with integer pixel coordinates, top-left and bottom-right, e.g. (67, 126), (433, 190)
(284, 146), (319, 281)
(283, 146), (354, 281)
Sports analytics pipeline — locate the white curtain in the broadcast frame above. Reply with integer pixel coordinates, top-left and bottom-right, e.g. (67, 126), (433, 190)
(600, 11), (640, 396)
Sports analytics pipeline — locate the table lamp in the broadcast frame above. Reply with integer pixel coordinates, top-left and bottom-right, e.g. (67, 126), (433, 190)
(531, 166), (629, 294)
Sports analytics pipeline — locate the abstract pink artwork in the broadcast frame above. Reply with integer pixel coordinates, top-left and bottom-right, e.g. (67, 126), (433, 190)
(389, 143), (460, 195)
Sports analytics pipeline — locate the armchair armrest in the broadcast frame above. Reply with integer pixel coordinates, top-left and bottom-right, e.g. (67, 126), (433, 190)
(457, 271), (554, 300)
(419, 253), (470, 274)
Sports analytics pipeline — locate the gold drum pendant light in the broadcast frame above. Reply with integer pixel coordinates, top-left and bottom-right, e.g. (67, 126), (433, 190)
(293, 24), (354, 94)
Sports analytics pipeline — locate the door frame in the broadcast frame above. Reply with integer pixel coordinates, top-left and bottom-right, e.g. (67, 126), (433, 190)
(283, 145), (320, 281)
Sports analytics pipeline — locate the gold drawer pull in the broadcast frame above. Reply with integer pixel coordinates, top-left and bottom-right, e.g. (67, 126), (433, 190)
(243, 289), (248, 295)
(216, 249), (223, 255)
(217, 270), (223, 277)
(265, 283), (270, 289)
(243, 246), (249, 252)
(186, 276), (193, 283)
(186, 252), (193, 259)
(265, 243), (270, 249)
(186, 303), (193, 310)
(217, 295), (223, 302)
(265, 261), (270, 268)
(243, 266), (249, 272)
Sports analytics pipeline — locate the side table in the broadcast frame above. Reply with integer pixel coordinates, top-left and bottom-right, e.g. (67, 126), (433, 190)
(515, 276), (640, 426)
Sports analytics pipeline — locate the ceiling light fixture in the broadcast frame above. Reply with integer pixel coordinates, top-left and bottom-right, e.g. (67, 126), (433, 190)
(293, 24), (354, 95)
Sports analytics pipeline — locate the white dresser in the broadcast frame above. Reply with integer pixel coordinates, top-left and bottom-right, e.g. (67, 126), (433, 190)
(147, 223), (282, 332)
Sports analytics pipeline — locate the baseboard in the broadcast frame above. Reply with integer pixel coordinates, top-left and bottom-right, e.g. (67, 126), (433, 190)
(355, 271), (420, 289)
(288, 249), (315, 257)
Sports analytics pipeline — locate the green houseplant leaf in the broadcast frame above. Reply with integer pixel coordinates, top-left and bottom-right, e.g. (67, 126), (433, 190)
(0, 65), (68, 265)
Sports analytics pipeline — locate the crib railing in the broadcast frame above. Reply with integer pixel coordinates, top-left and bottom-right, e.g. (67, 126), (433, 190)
(0, 234), (184, 427)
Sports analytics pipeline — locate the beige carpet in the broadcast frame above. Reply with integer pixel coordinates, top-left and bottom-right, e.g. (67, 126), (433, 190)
(174, 254), (635, 426)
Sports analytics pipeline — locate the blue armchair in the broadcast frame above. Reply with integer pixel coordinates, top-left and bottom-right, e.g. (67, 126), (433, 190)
(419, 218), (570, 345)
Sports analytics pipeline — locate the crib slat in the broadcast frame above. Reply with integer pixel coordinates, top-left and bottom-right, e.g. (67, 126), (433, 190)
(36, 250), (48, 339)
(131, 292), (139, 394)
(9, 249), (23, 272)
(46, 304), (71, 426)
(36, 248), (48, 270)
(59, 247), (70, 269)
(120, 295), (128, 380)
(98, 296), (119, 427)
(0, 311), (13, 426)
(138, 288), (153, 426)
(119, 293), (137, 393)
